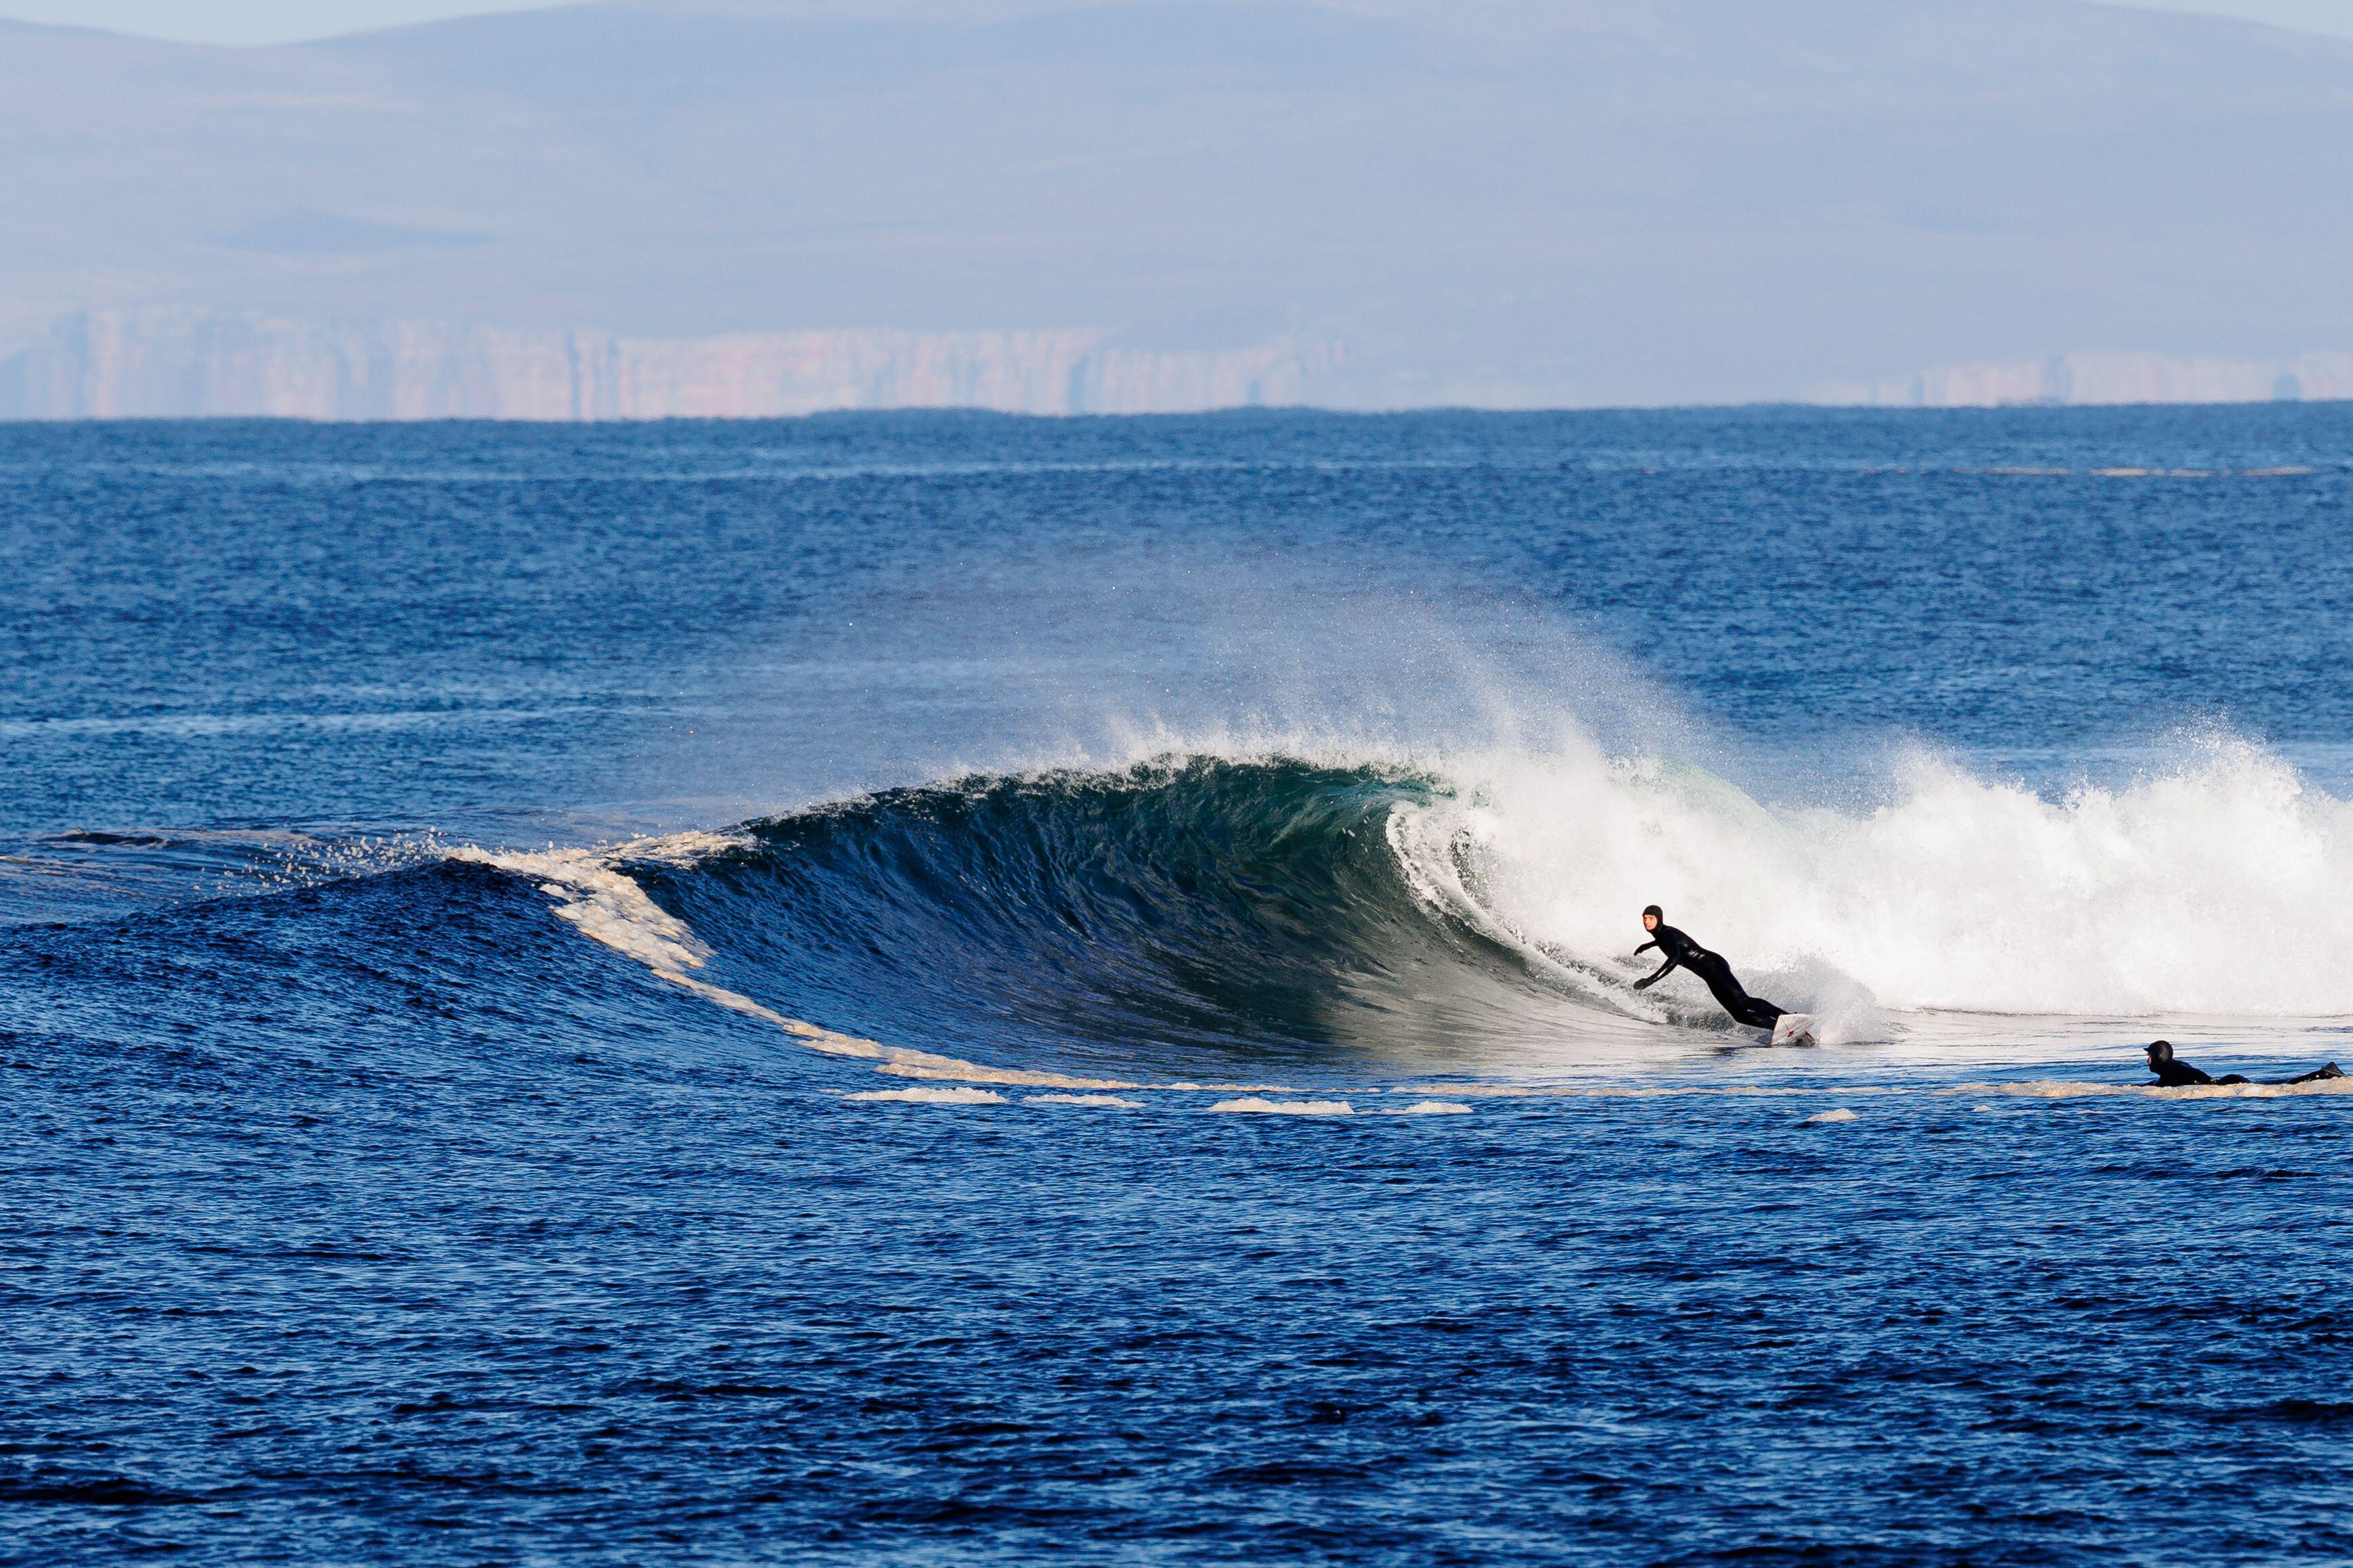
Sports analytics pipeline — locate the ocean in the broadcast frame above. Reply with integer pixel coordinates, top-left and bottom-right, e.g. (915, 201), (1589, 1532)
(5, 407), (2351, 1564)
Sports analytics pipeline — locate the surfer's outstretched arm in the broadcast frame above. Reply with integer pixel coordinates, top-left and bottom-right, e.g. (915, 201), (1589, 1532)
(1631, 939), (1677, 991)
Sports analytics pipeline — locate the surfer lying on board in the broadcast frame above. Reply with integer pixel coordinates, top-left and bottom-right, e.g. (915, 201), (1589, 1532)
(1632, 905), (1788, 1030)
(2143, 1039), (2344, 1088)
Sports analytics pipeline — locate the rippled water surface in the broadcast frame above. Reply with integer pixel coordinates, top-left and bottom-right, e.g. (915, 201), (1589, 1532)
(5, 409), (2352, 1564)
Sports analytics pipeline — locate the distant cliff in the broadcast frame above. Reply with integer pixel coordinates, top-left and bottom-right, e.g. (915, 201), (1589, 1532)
(10, 1), (2353, 407)
(1815, 352), (2353, 409)
(0, 309), (1325, 420)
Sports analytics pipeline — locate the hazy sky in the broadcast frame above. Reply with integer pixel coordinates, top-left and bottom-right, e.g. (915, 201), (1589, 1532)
(3, 0), (2351, 46)
(1, 0), (574, 43)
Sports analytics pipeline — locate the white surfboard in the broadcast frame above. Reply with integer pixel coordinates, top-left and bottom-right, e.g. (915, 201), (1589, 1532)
(1771, 1013), (1817, 1047)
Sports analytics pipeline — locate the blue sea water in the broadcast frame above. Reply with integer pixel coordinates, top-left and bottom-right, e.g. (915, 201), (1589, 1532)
(5, 408), (2353, 1564)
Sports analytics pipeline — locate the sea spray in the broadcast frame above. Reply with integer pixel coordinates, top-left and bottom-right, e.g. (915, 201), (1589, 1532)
(1432, 733), (2353, 1016)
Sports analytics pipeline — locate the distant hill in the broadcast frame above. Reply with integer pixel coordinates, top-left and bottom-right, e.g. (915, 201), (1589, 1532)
(3, 0), (2350, 413)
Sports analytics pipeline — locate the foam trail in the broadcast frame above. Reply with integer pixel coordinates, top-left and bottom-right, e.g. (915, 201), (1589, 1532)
(1946, 1077), (2353, 1101)
(847, 1085), (1008, 1104)
(452, 839), (1147, 1089)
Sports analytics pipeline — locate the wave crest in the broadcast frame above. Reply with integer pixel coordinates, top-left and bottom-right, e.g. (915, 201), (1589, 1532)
(469, 738), (2353, 1081)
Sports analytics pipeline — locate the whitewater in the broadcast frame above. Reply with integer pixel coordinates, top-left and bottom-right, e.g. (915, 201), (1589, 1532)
(1408, 730), (2353, 1021)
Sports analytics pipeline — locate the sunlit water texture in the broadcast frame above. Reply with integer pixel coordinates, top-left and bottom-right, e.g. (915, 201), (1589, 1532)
(3, 409), (2351, 1565)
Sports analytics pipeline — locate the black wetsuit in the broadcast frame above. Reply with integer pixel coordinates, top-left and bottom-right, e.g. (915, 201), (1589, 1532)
(2148, 1056), (2243, 1088)
(1636, 924), (1785, 1030)
(2147, 1050), (2342, 1088)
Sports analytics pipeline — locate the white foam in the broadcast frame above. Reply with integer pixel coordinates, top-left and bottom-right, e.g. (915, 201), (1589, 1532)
(846, 1085), (1008, 1104)
(452, 838), (723, 978)
(1392, 733), (2353, 1020)
(1805, 1107), (1859, 1123)
(874, 1057), (1141, 1090)
(1950, 1076), (2353, 1102)
(455, 834), (1039, 1075)
(1387, 1100), (1474, 1115)
(1209, 1097), (1355, 1115)
(1026, 1093), (1149, 1108)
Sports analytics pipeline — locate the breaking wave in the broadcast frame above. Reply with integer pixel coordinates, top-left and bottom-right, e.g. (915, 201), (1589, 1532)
(464, 734), (2353, 1079)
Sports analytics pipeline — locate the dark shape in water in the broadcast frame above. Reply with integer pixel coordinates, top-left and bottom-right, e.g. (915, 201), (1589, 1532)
(1633, 905), (1787, 1030)
(2144, 1039), (2344, 1088)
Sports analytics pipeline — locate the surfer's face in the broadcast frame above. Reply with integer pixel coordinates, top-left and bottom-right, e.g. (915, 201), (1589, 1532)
(1642, 912), (1658, 931)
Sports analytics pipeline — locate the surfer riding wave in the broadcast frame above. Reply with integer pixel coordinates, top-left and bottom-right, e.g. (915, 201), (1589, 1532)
(1633, 905), (1790, 1031)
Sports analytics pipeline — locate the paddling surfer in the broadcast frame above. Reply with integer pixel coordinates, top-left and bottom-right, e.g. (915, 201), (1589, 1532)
(2142, 1039), (2344, 1088)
